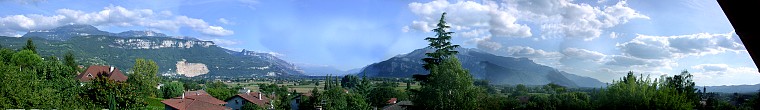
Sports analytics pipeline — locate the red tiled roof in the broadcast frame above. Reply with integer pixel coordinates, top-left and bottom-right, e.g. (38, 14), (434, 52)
(387, 98), (398, 104)
(162, 98), (230, 110)
(233, 92), (271, 107)
(181, 90), (226, 105)
(75, 65), (128, 82)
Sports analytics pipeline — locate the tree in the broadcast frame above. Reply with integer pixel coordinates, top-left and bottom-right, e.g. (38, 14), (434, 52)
(368, 82), (404, 107)
(412, 12), (481, 110)
(0, 48), (14, 63)
(183, 81), (202, 91)
(84, 76), (146, 109)
(127, 58), (160, 98)
(341, 75), (360, 89)
(514, 84), (528, 96)
(664, 70), (699, 105)
(413, 57), (481, 110)
(257, 83), (290, 110)
(751, 91), (760, 109)
(319, 86), (371, 110)
(206, 81), (237, 100)
(421, 12), (460, 70)
(64, 51), (79, 72)
(23, 38), (36, 54)
(314, 79), (320, 86)
(595, 71), (693, 110)
(355, 73), (372, 96)
(11, 50), (41, 70)
(162, 81), (184, 99)
(242, 101), (265, 110)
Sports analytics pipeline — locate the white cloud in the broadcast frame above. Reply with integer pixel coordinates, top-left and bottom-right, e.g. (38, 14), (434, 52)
(604, 55), (673, 68)
(408, 0), (648, 57)
(505, 0), (648, 40)
(690, 64), (760, 86)
(610, 32), (621, 39)
(206, 38), (239, 46)
(616, 35), (674, 59)
(617, 32), (745, 60)
(0, 5), (233, 36)
(401, 26), (410, 33)
(692, 64), (729, 73)
(218, 18), (234, 25)
(506, 46), (562, 58)
(476, 37), (502, 52)
(407, 0), (532, 38)
(560, 48), (606, 66)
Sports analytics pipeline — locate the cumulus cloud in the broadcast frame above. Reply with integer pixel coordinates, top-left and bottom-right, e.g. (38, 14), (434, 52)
(407, 0), (648, 56)
(617, 32), (745, 60)
(0, 5), (233, 36)
(505, 0), (648, 40)
(692, 64), (729, 73)
(408, 0), (532, 38)
(218, 18), (234, 25)
(604, 55), (674, 68)
(610, 32), (621, 39)
(506, 46), (562, 58)
(560, 48), (606, 66)
(690, 64), (760, 86)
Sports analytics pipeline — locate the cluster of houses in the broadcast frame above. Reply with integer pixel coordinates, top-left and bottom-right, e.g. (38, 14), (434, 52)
(73, 65), (410, 110)
(161, 89), (273, 110)
(72, 65), (276, 110)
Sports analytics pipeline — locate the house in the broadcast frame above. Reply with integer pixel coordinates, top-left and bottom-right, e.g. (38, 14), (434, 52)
(387, 98), (398, 104)
(226, 89), (272, 110)
(74, 65), (128, 82)
(162, 90), (229, 110)
(381, 101), (413, 110)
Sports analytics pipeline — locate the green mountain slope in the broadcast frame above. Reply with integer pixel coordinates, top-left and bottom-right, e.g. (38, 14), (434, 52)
(2, 33), (304, 78)
(360, 47), (606, 88)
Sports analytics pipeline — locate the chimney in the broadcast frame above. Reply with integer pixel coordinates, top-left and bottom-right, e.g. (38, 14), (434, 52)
(246, 89), (251, 94)
(182, 92), (185, 99)
(110, 66), (115, 73)
(258, 92), (262, 100)
(195, 91), (199, 96)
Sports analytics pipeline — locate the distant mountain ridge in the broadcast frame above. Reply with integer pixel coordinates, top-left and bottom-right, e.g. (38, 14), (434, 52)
(23, 24), (191, 41)
(4, 24), (305, 78)
(702, 84), (760, 93)
(360, 47), (606, 88)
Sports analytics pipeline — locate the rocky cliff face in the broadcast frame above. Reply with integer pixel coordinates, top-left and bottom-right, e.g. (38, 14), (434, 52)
(176, 59), (210, 77)
(110, 38), (214, 49)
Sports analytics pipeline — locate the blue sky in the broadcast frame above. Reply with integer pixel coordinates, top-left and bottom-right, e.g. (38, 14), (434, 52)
(0, 0), (757, 86)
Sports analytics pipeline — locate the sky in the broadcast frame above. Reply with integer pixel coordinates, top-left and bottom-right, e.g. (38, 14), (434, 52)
(0, 0), (757, 86)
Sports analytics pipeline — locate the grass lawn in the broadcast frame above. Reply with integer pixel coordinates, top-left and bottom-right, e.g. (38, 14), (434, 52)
(146, 97), (164, 110)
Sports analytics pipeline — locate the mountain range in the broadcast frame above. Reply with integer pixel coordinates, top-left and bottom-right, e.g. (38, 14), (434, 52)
(5, 24), (611, 88)
(4, 24), (305, 78)
(360, 48), (607, 88)
(702, 84), (760, 93)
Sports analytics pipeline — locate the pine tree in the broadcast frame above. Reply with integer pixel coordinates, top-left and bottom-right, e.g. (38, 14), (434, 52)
(412, 12), (481, 110)
(64, 51), (78, 72)
(422, 12), (459, 70)
(23, 38), (37, 54)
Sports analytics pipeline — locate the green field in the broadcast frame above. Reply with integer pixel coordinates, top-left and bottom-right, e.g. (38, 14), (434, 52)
(146, 97), (164, 110)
